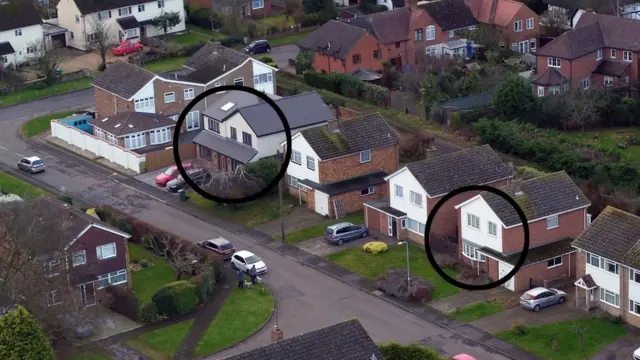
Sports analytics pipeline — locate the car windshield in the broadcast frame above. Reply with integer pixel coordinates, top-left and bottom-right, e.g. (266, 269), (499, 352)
(249, 42), (257, 47)
(521, 293), (534, 300)
(219, 243), (233, 250)
(549, 289), (557, 294)
(245, 255), (260, 264)
(32, 160), (43, 165)
(163, 167), (176, 176)
(325, 228), (334, 235)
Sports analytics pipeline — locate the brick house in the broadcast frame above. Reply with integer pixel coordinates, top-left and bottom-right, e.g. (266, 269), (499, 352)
(282, 112), (400, 218)
(533, 12), (639, 97)
(454, 171), (591, 293)
(465, 0), (540, 53)
(212, 0), (272, 17)
(364, 145), (513, 244)
(571, 206), (640, 328)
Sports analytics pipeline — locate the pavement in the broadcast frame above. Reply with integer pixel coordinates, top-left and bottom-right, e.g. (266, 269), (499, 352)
(258, 44), (298, 72)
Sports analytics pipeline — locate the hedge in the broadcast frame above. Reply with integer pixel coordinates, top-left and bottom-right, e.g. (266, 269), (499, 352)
(378, 343), (445, 360)
(152, 280), (199, 317)
(140, 302), (159, 323)
(105, 286), (140, 321)
(303, 71), (389, 106)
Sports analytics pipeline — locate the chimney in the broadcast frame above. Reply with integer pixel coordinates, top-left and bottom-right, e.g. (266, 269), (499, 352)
(488, 0), (499, 25)
(327, 117), (339, 133)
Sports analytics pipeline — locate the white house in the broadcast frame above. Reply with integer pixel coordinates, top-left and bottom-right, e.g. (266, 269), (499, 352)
(56, 0), (186, 51)
(0, 0), (44, 66)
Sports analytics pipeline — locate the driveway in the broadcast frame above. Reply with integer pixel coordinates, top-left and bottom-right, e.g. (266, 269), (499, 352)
(253, 44), (298, 72)
(297, 233), (397, 257)
(590, 331), (640, 360)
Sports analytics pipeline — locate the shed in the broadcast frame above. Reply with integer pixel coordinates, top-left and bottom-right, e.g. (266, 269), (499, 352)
(438, 93), (492, 126)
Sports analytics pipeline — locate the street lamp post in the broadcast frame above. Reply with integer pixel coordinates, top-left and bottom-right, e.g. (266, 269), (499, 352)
(398, 241), (410, 288)
(279, 179), (285, 243)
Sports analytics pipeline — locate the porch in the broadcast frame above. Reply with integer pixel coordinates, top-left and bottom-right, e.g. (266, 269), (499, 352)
(116, 16), (154, 42)
(363, 199), (407, 239)
(193, 131), (257, 172)
(574, 274), (599, 312)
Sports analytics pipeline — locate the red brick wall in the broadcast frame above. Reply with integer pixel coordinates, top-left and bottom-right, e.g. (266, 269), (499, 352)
(365, 206), (385, 234)
(251, 0), (272, 16)
(318, 145), (400, 184)
(328, 182), (388, 217)
(153, 80), (192, 130)
(498, 6), (540, 46)
(513, 252), (575, 292)
(94, 87), (133, 119)
(311, 34), (393, 74)
(410, 7), (460, 60)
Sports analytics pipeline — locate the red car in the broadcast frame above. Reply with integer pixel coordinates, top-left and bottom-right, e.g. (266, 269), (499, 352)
(111, 41), (143, 56)
(155, 163), (192, 186)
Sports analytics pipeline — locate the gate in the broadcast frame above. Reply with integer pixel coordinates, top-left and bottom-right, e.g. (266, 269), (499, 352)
(145, 143), (196, 172)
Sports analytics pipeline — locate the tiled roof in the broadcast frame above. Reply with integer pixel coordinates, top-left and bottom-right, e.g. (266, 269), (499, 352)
(299, 113), (400, 160)
(92, 61), (156, 99)
(299, 171), (388, 196)
(531, 68), (568, 85)
(466, 0), (528, 27)
(192, 130), (258, 163)
(364, 199), (407, 218)
(480, 171), (590, 227)
(221, 319), (383, 360)
(592, 59), (631, 77)
(298, 20), (367, 59)
(418, 0), (477, 31)
(339, 8), (411, 44)
(74, 0), (145, 14)
(480, 237), (574, 264)
(405, 144), (513, 197)
(89, 112), (176, 136)
(0, 0), (42, 32)
(572, 206), (640, 268)
(182, 42), (250, 82)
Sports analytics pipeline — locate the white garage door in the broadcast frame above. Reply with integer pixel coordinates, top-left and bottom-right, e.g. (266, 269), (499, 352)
(314, 191), (329, 216)
(499, 262), (515, 291)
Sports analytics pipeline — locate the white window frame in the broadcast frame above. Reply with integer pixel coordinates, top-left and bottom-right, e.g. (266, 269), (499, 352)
(426, 25), (435, 40)
(15, 28), (22, 36)
(98, 11), (110, 20)
(306, 155), (315, 171)
(586, 252), (600, 268)
(604, 259), (619, 275)
(597, 49), (602, 60)
(292, 150), (301, 165)
(74, 15), (80, 23)
(530, 38), (536, 50)
(360, 186), (375, 196)
(158, 0), (164, 7)
(394, 184), (403, 198)
(96, 243), (117, 260)
(624, 50), (633, 62)
(550, 86), (560, 95)
(581, 77), (589, 90)
(406, 218), (425, 234)
(134, 96), (154, 111)
(546, 215), (559, 229)
(537, 86), (544, 97)
(467, 213), (480, 229)
(187, 111), (200, 131)
(44, 259), (61, 277)
(547, 256), (562, 269)
(118, 7), (130, 16)
(252, 0), (264, 9)
(519, 40), (529, 53)
(462, 242), (486, 262)
(511, 43), (517, 51)
(253, 72), (273, 85)
(449, 30), (454, 38)
(400, 218), (406, 229)
(414, 29), (423, 41)
(138, 4), (145, 12)
(514, 20), (523, 32)
(488, 221), (497, 236)
(150, 127), (171, 145)
(409, 191), (422, 207)
(72, 250), (87, 267)
(548, 57), (561, 67)
(604, 76), (613, 86)
(233, 78), (244, 86)
(359, 149), (371, 163)
(46, 290), (62, 307)
(600, 287), (620, 307)
(526, 18), (534, 29)
(164, 92), (175, 103)
(184, 88), (195, 100)
(630, 269), (640, 284)
(611, 49), (617, 58)
(97, 269), (128, 289)
(630, 299), (640, 316)
(287, 175), (300, 188)
(124, 132), (146, 150)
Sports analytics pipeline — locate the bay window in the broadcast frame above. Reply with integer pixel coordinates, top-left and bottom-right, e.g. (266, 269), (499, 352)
(97, 269), (127, 289)
(150, 127), (171, 145)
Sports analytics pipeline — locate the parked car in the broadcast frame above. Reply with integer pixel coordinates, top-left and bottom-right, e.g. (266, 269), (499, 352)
(111, 40), (143, 56)
(633, 346), (640, 360)
(325, 222), (368, 246)
(245, 40), (270, 55)
(155, 163), (193, 186)
(166, 168), (209, 193)
(231, 250), (267, 275)
(519, 287), (567, 312)
(17, 156), (45, 174)
(198, 237), (235, 260)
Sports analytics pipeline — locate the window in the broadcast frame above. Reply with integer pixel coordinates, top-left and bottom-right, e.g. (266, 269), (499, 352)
(511, 43), (517, 51)
(134, 96), (154, 110)
(360, 186), (375, 196)
(306, 155), (315, 170)
(414, 29), (424, 41)
(14, 28), (22, 36)
(537, 86), (544, 97)
(530, 38), (536, 50)
(514, 20), (523, 32)
(287, 174), (300, 188)
(467, 213), (480, 229)
(360, 149), (371, 163)
(87, 33), (96, 42)
(624, 50), (633, 61)
(547, 256), (562, 268)
(97, 269), (127, 289)
(526, 18), (534, 29)
(400, 219), (406, 229)
(600, 288), (620, 307)
(449, 30), (454, 38)
(597, 49), (602, 60)
(352, 54), (361, 64)
(97, 243), (116, 260)
(158, 0), (164, 8)
(373, 49), (381, 59)
(125, 28), (138, 38)
(46, 291), (61, 306)
(546, 215), (558, 229)
(242, 131), (252, 146)
(72, 250), (86, 267)
(426, 25), (435, 40)
(69, 31), (74, 39)
(407, 218), (426, 234)
(604, 76), (613, 86)
(198, 145), (212, 160)
(44, 260), (61, 277)
(587, 253), (601, 268)
(230, 127), (237, 140)
(630, 269), (640, 284)
(124, 133), (145, 149)
(292, 150), (301, 164)
(548, 57), (561, 67)
(630, 299), (640, 315)
(186, 111), (200, 130)
(409, 191), (422, 207)
(611, 49), (617, 58)
(426, 46), (436, 57)
(207, 118), (220, 133)
(252, 0), (264, 9)
(118, 7), (131, 16)
(253, 73), (273, 85)
(519, 40), (529, 53)
(26, 46), (36, 54)
(184, 88), (195, 100)
(550, 86), (560, 95)
(98, 11), (111, 20)
(394, 184), (403, 198)
(605, 260), (619, 274)
(150, 127), (171, 144)
(233, 78), (244, 86)
(164, 92), (175, 103)
(395, 42), (400, 48)
(138, 4), (145, 12)
(220, 101), (235, 111)
(462, 242), (486, 261)
(488, 221), (497, 236)
(581, 77), (589, 90)
(587, 213), (592, 226)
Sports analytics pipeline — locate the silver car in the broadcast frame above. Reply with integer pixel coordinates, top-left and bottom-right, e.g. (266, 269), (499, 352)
(520, 287), (567, 312)
(18, 156), (45, 173)
(325, 222), (368, 246)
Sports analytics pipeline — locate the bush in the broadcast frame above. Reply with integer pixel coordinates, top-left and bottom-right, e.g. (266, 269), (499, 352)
(267, 61), (279, 69)
(245, 157), (281, 192)
(104, 286), (139, 321)
(292, 10), (305, 25)
(511, 319), (527, 335)
(189, 264), (216, 304)
(220, 35), (244, 47)
(259, 55), (273, 63)
(378, 343), (445, 360)
(140, 302), (159, 323)
(57, 195), (72, 205)
(303, 71), (388, 105)
(302, 13), (319, 27)
(140, 259), (151, 268)
(363, 241), (389, 254)
(152, 281), (198, 317)
(0, 306), (55, 360)
(115, 217), (133, 235)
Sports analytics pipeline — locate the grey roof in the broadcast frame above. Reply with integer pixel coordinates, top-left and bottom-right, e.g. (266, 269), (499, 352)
(202, 91), (281, 120)
(182, 42), (249, 82)
(364, 199), (406, 218)
(192, 130), (258, 163)
(116, 15), (140, 29)
(299, 113), (399, 160)
(42, 23), (67, 36)
(298, 171), (388, 196)
(89, 112), (176, 136)
(572, 206), (640, 269)
(480, 172), (590, 227)
(235, 92), (335, 137)
(439, 93), (492, 110)
(0, 42), (14, 56)
(298, 20), (367, 59)
(480, 237), (574, 265)
(418, 0), (477, 31)
(0, 0), (42, 32)
(221, 319), (383, 360)
(92, 61), (156, 99)
(405, 144), (513, 197)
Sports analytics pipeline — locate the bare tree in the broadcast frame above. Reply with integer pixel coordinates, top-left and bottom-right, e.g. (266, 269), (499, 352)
(29, 39), (63, 85)
(88, 17), (117, 71)
(143, 234), (203, 280)
(562, 90), (599, 131)
(221, 0), (244, 36)
(571, 322), (588, 349)
(201, 164), (263, 200)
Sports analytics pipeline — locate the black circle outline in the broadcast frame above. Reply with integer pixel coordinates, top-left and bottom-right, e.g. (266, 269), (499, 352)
(172, 85), (292, 204)
(423, 185), (530, 291)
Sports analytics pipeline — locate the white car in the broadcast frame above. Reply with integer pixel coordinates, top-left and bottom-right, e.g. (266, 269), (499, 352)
(634, 346), (640, 360)
(231, 250), (267, 275)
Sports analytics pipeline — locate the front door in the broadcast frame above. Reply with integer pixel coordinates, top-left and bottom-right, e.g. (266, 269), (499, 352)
(388, 216), (397, 238)
(79, 282), (96, 307)
(140, 26), (146, 38)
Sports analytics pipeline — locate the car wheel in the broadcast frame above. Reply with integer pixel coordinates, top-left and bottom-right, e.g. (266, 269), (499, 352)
(558, 297), (565, 304)
(231, 262), (236, 269)
(361, 232), (368, 238)
(533, 304), (540, 312)
(267, 48), (271, 53)
(337, 239), (344, 246)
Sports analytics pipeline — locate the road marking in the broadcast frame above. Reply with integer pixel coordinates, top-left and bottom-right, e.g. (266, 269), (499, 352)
(15, 153), (24, 158)
(0, 145), (7, 150)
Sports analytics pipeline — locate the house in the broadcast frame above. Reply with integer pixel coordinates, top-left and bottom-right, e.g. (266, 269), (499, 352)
(571, 206), (640, 328)
(212, 0), (271, 17)
(56, 0), (187, 51)
(88, 112), (178, 153)
(454, 171), (591, 292)
(222, 319), (384, 360)
(465, 0), (540, 53)
(194, 91), (335, 171)
(540, 0), (631, 29)
(282, 112), (400, 218)
(364, 145), (513, 244)
(533, 12), (639, 97)
(0, 0), (44, 66)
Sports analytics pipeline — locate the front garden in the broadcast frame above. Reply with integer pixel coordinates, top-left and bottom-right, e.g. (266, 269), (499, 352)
(125, 319), (194, 359)
(450, 298), (509, 322)
(282, 212), (364, 243)
(0, 76), (92, 108)
(128, 243), (180, 305)
(189, 192), (296, 227)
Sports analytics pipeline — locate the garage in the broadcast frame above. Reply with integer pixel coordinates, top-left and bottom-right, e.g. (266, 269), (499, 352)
(314, 191), (329, 216)
(43, 23), (68, 48)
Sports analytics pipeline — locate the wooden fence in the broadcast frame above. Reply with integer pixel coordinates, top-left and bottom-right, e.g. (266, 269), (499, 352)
(144, 143), (197, 172)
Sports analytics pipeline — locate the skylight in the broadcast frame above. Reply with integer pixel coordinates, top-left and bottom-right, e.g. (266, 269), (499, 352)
(101, 117), (109, 122)
(220, 101), (236, 111)
(128, 124), (134, 128)
(114, 123), (121, 128)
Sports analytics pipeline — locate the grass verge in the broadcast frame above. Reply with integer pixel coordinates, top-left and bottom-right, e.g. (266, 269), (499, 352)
(0, 77), (92, 108)
(143, 57), (189, 73)
(170, 32), (210, 46)
(327, 243), (459, 300)
(21, 110), (78, 138)
(186, 24), (229, 39)
(195, 285), (273, 356)
(282, 213), (364, 244)
(0, 171), (51, 198)
(268, 31), (311, 47)
(495, 317), (627, 360)
(68, 351), (112, 360)
(189, 192), (296, 227)
(128, 243), (178, 305)
(125, 319), (194, 360)
(450, 298), (507, 322)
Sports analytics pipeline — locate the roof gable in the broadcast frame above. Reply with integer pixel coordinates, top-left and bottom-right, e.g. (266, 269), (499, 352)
(297, 20), (367, 59)
(183, 42), (250, 76)
(0, 0), (42, 32)
(418, 0), (477, 31)
(92, 61), (156, 100)
(339, 8), (411, 44)
(72, 0), (144, 14)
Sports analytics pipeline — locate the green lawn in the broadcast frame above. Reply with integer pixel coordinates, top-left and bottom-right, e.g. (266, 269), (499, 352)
(450, 299), (506, 321)
(190, 192), (296, 227)
(257, 14), (295, 29)
(0, 171), (50, 198)
(21, 110), (78, 138)
(195, 285), (274, 356)
(268, 31), (312, 47)
(170, 32), (210, 46)
(327, 243), (459, 300)
(128, 243), (177, 305)
(143, 57), (188, 73)
(0, 77), (92, 108)
(495, 318), (627, 360)
(125, 319), (194, 360)
(569, 127), (640, 162)
(68, 351), (112, 360)
(186, 24), (229, 39)
(283, 213), (365, 244)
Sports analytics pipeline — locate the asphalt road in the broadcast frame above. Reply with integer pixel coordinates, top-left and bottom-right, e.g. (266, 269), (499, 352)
(0, 89), (94, 123)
